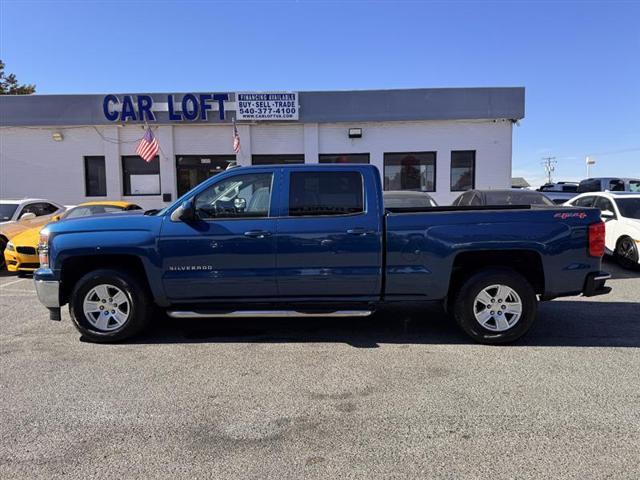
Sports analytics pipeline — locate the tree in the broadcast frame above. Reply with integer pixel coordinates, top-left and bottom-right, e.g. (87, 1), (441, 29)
(0, 60), (36, 95)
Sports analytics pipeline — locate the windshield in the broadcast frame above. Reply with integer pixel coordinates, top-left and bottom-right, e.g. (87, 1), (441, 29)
(484, 191), (554, 206)
(629, 181), (640, 193)
(0, 204), (19, 221)
(616, 198), (640, 219)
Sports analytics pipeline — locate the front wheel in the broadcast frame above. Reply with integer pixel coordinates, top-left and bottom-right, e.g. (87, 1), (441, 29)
(452, 268), (537, 345)
(69, 269), (151, 343)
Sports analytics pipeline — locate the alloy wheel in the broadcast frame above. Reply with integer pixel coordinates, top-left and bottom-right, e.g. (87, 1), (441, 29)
(82, 284), (131, 331)
(473, 284), (523, 332)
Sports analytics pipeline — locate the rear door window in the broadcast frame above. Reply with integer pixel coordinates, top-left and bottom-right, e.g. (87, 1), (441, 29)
(608, 179), (625, 191)
(594, 197), (616, 217)
(288, 171), (363, 216)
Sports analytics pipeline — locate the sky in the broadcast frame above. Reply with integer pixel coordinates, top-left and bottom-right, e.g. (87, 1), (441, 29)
(1, 0), (638, 187)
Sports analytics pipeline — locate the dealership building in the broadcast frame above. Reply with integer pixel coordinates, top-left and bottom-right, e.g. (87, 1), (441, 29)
(0, 87), (525, 208)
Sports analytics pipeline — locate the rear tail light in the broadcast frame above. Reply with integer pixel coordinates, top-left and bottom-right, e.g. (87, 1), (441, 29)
(588, 222), (605, 257)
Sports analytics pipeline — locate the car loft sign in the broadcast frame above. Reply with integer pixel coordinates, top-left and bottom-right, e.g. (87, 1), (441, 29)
(236, 92), (298, 121)
(102, 93), (230, 122)
(102, 92), (299, 123)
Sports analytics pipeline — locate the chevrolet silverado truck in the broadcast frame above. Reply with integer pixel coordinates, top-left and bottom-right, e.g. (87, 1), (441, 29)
(33, 164), (611, 344)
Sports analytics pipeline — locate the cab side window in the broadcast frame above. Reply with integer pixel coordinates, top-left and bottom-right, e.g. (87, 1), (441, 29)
(288, 171), (364, 216)
(195, 173), (273, 219)
(608, 179), (625, 192)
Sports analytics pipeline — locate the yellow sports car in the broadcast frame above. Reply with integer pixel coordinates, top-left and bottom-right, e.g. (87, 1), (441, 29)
(4, 201), (142, 273)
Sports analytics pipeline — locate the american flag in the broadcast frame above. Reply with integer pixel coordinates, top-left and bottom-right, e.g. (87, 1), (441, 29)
(136, 128), (159, 162)
(232, 119), (241, 154)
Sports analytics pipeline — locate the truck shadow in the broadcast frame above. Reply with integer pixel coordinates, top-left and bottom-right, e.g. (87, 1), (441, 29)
(135, 300), (640, 348)
(602, 258), (640, 279)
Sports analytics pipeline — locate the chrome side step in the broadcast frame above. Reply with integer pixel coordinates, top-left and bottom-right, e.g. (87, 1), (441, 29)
(167, 310), (373, 319)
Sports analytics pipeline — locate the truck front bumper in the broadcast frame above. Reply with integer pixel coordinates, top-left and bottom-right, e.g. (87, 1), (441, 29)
(582, 271), (612, 297)
(34, 277), (62, 321)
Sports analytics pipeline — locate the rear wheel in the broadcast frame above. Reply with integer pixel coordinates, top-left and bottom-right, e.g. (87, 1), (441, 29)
(615, 236), (639, 270)
(69, 269), (150, 343)
(452, 268), (537, 344)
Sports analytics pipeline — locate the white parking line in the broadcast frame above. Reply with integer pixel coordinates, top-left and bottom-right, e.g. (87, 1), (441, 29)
(0, 278), (27, 288)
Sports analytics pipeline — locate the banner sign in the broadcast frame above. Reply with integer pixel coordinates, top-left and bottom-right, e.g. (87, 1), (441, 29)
(236, 92), (299, 121)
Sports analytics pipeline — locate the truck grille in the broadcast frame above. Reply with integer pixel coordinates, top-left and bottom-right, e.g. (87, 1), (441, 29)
(16, 246), (37, 255)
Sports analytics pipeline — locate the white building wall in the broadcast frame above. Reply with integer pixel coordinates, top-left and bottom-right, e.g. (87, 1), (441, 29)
(0, 119), (513, 208)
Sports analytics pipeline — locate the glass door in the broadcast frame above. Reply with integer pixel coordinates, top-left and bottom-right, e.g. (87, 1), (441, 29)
(176, 155), (236, 197)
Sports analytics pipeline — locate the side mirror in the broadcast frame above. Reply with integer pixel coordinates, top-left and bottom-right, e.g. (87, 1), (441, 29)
(601, 210), (615, 220)
(19, 212), (37, 221)
(51, 215), (61, 222)
(170, 198), (197, 222)
(234, 197), (247, 211)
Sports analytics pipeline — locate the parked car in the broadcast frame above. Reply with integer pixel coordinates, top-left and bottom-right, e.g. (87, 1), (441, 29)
(537, 182), (579, 204)
(4, 201), (142, 273)
(0, 199), (65, 270)
(577, 177), (640, 193)
(383, 191), (438, 209)
(33, 165), (610, 345)
(565, 192), (640, 269)
(0, 198), (64, 225)
(452, 189), (555, 207)
(539, 182), (579, 193)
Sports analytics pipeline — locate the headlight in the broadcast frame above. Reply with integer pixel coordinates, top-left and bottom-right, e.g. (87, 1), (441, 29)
(6, 242), (15, 252)
(38, 229), (50, 268)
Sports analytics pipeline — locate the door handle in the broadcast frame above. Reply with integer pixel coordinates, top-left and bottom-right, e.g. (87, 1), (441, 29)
(346, 228), (371, 236)
(244, 230), (272, 239)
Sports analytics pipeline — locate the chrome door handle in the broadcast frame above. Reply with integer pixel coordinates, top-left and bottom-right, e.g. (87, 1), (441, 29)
(244, 230), (271, 239)
(346, 228), (371, 236)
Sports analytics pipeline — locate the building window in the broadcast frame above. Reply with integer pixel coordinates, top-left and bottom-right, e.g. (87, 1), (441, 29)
(288, 171), (364, 216)
(122, 155), (160, 196)
(319, 153), (370, 164)
(383, 152), (436, 192)
(176, 155), (235, 197)
(252, 154), (305, 165)
(84, 156), (107, 197)
(450, 150), (475, 191)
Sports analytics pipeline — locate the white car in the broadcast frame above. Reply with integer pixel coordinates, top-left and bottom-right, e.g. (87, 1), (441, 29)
(0, 199), (65, 225)
(565, 192), (640, 268)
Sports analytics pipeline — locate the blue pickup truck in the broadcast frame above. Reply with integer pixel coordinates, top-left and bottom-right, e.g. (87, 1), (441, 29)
(34, 164), (611, 344)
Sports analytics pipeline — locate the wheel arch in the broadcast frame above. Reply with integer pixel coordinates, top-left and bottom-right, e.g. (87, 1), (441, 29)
(448, 249), (545, 300)
(59, 254), (156, 306)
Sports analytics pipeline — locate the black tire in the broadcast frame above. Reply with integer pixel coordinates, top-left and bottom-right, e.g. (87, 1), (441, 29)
(69, 269), (150, 343)
(0, 236), (7, 270)
(452, 268), (537, 345)
(615, 236), (639, 270)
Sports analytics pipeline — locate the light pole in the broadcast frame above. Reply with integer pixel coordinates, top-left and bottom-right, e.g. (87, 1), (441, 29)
(585, 156), (595, 177)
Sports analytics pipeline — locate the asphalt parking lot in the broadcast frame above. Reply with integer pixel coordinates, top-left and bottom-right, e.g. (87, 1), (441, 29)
(1, 259), (639, 479)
